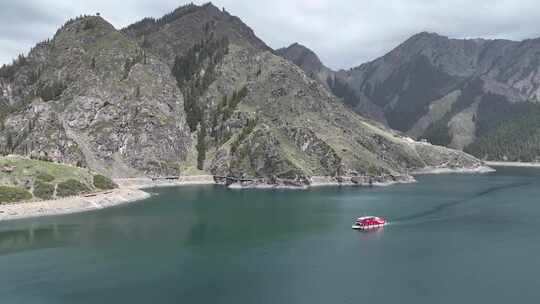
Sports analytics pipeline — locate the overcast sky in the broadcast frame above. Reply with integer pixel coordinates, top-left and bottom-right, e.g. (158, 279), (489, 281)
(2, 0), (540, 69)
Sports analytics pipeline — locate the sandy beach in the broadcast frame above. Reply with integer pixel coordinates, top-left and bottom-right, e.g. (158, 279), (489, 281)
(0, 188), (151, 221)
(0, 176), (216, 222)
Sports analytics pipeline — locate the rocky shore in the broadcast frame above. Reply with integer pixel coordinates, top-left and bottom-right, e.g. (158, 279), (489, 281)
(411, 165), (495, 175)
(485, 161), (540, 168)
(219, 174), (416, 189)
(115, 176), (216, 189)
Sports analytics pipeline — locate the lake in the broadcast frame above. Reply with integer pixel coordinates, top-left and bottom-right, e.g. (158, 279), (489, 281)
(1, 167), (539, 304)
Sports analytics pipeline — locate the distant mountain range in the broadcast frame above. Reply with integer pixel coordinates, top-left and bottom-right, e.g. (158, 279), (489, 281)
(0, 3), (483, 184)
(278, 33), (540, 162)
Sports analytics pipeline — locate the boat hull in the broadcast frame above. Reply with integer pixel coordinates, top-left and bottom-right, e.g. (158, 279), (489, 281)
(352, 223), (387, 230)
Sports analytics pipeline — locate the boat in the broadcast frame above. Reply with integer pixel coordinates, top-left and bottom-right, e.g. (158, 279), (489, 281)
(352, 216), (387, 230)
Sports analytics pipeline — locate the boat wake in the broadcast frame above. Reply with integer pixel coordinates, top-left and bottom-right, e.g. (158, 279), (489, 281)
(391, 181), (532, 225)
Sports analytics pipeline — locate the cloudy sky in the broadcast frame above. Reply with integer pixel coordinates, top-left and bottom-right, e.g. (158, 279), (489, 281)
(2, 0), (540, 69)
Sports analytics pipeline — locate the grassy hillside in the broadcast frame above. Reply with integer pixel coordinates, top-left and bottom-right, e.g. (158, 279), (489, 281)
(0, 155), (117, 203)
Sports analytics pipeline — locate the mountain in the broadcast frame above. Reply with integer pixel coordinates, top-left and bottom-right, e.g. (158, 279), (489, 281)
(0, 15), (193, 177)
(276, 43), (386, 122)
(279, 33), (540, 162)
(275, 43), (333, 88)
(0, 4), (484, 185)
(122, 3), (271, 64)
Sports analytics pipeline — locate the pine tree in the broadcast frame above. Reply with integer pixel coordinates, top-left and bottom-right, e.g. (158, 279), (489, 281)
(6, 133), (13, 153)
(196, 121), (207, 170)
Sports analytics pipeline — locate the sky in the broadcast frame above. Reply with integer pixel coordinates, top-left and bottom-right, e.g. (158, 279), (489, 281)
(2, 0), (540, 70)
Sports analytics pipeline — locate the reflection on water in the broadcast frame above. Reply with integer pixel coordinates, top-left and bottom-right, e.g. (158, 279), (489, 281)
(0, 185), (340, 256)
(356, 227), (385, 240)
(0, 225), (65, 254)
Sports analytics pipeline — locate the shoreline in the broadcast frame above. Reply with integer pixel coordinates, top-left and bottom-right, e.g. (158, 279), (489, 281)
(222, 175), (417, 190)
(0, 176), (216, 222)
(485, 161), (540, 168)
(411, 165), (495, 175)
(0, 187), (151, 222)
(0, 167), (493, 222)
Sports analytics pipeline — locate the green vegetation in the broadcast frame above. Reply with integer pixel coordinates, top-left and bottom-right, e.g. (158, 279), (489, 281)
(122, 50), (145, 80)
(36, 172), (55, 182)
(172, 35), (229, 131)
(423, 114), (452, 146)
(230, 118), (258, 155)
(0, 99), (33, 136)
(93, 174), (118, 190)
(465, 101), (540, 161)
(0, 54), (28, 81)
(423, 79), (485, 146)
(0, 186), (32, 203)
(219, 86), (248, 122)
(373, 55), (459, 131)
(367, 165), (383, 176)
(34, 181), (55, 200)
(123, 4), (199, 37)
(0, 156), (99, 202)
(474, 95), (534, 138)
(38, 81), (67, 101)
(56, 179), (90, 197)
(82, 18), (98, 30)
(211, 86), (249, 144)
(196, 122), (208, 170)
(0, 156), (92, 182)
(327, 77), (358, 107)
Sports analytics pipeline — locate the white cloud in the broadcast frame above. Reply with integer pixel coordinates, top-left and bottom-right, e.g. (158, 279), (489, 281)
(2, 0), (540, 69)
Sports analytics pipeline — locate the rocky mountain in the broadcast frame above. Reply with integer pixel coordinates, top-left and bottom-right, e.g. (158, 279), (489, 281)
(0, 15), (193, 178)
(0, 3), (484, 185)
(122, 3), (271, 64)
(275, 43), (333, 89)
(279, 33), (540, 162)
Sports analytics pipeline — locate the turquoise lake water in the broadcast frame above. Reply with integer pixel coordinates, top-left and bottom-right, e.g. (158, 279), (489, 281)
(1, 167), (540, 303)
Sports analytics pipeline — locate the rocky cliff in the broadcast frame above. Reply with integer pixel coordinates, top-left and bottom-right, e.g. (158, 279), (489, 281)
(0, 16), (193, 177)
(0, 4), (485, 184)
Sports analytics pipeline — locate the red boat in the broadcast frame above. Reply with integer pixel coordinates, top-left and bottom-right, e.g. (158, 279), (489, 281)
(352, 216), (387, 230)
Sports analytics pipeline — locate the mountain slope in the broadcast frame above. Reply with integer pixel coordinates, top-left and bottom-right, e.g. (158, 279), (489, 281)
(131, 4), (484, 179)
(0, 16), (193, 177)
(275, 43), (334, 89)
(279, 33), (540, 161)
(123, 3), (271, 64)
(0, 4), (485, 184)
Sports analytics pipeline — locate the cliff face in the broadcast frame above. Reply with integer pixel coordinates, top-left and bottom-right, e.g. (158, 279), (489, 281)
(279, 33), (540, 162)
(0, 16), (193, 177)
(0, 4), (484, 182)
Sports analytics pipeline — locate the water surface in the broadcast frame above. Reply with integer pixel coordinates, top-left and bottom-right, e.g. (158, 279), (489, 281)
(1, 167), (539, 303)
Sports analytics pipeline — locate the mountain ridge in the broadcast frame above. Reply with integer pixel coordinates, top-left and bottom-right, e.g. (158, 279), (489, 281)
(0, 4), (485, 185)
(278, 32), (540, 162)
